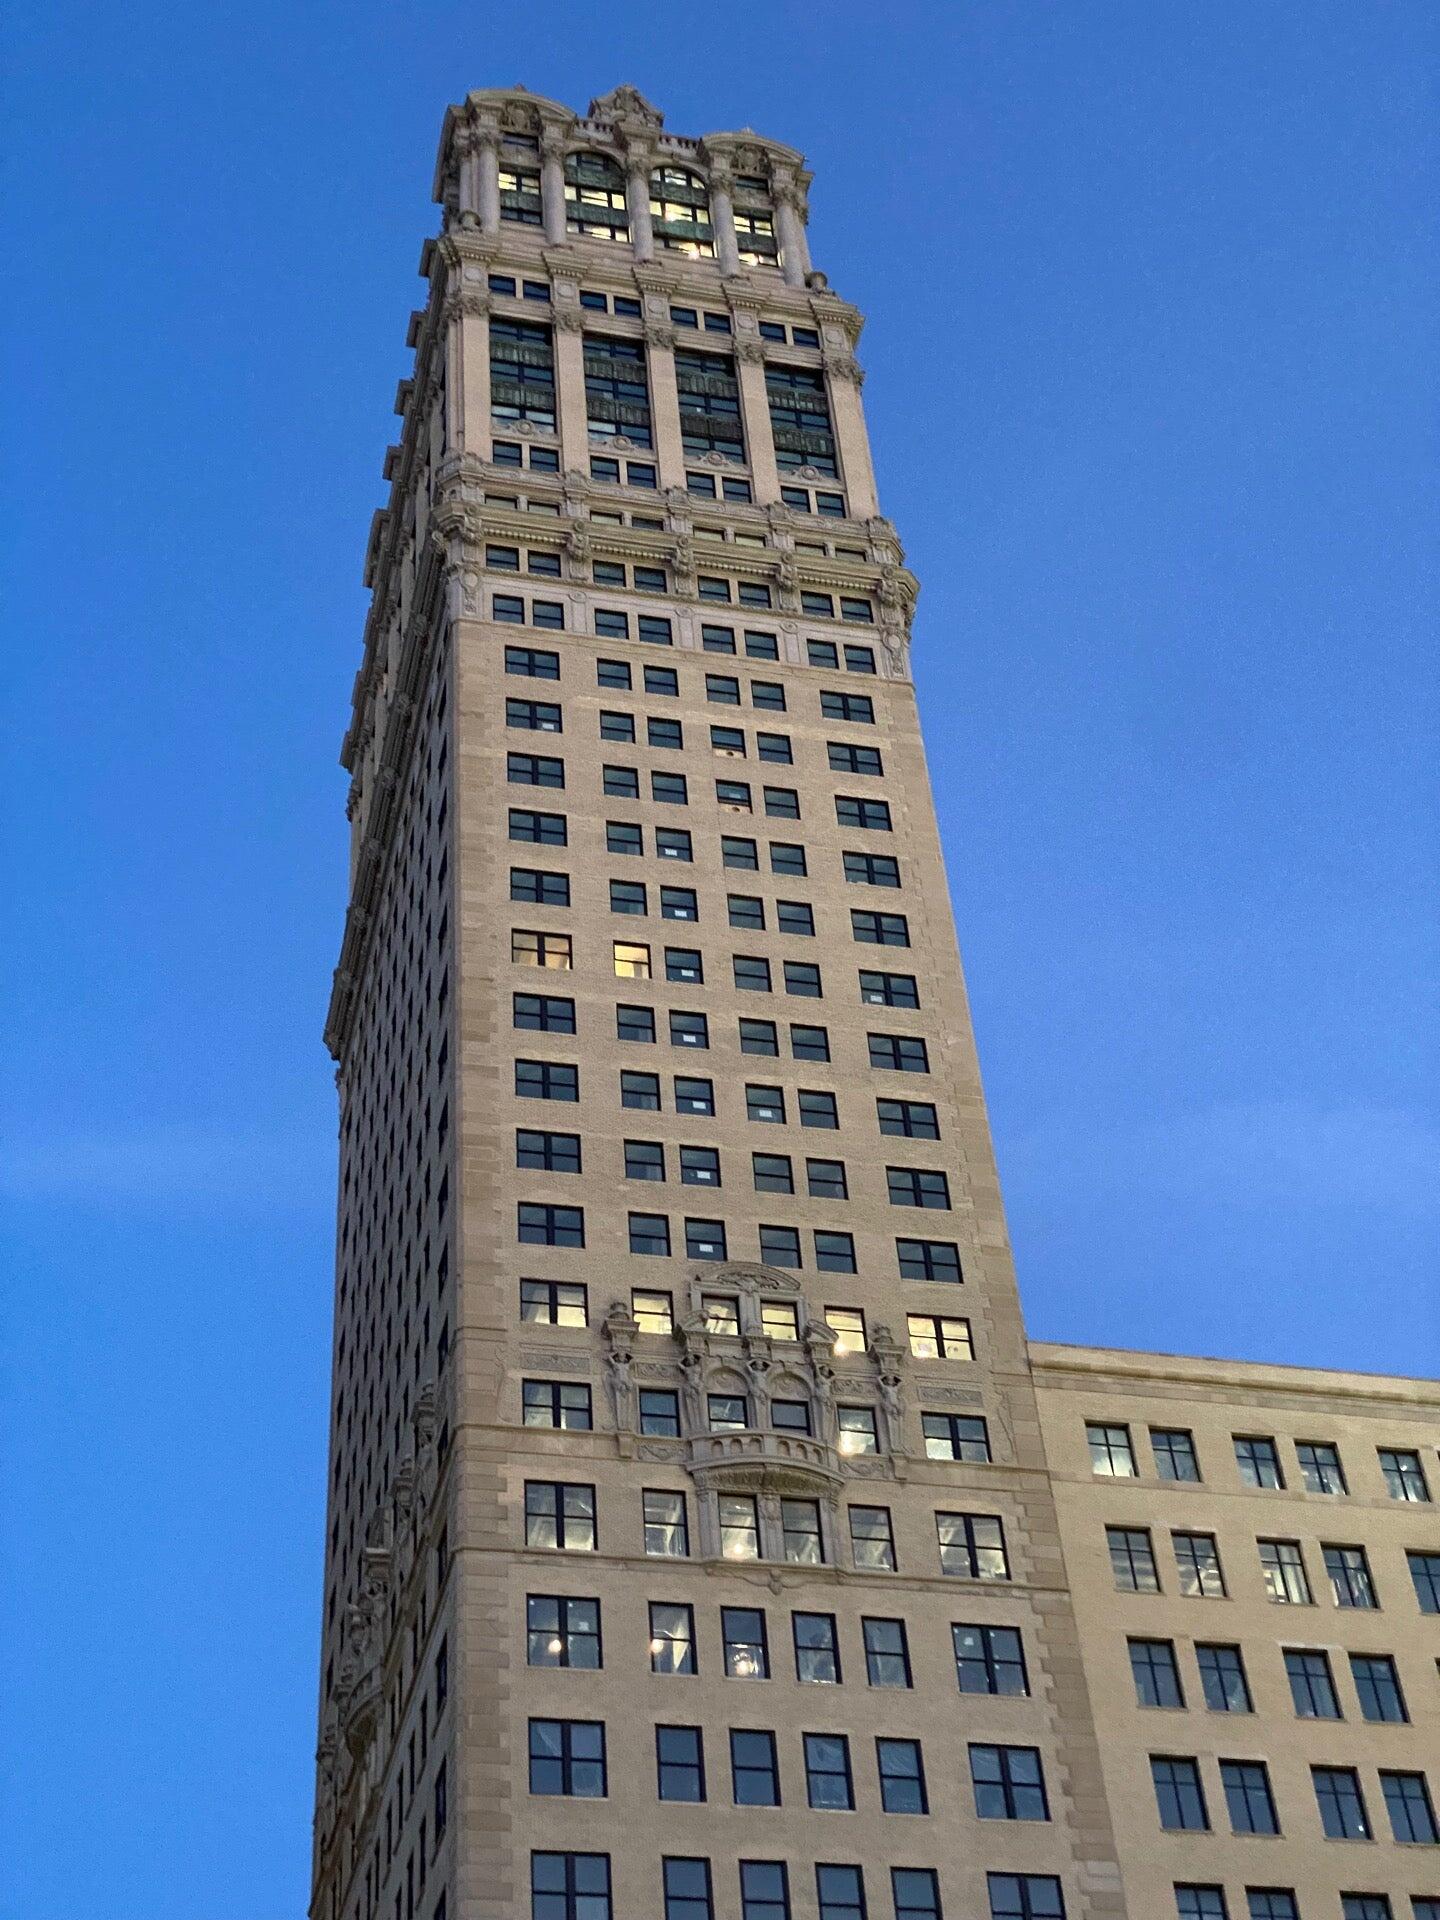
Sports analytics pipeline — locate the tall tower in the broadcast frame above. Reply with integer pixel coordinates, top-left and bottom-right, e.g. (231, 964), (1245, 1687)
(315, 84), (1130, 1920)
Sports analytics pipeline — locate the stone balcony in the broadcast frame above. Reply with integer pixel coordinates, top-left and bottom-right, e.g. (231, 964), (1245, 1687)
(686, 1427), (844, 1497)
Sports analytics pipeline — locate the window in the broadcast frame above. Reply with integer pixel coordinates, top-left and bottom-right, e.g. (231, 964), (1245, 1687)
(676, 1075), (715, 1115)
(838, 1406), (878, 1456)
(1380, 1448), (1430, 1502)
(1176, 1893), (1228, 1920)
(861, 968), (918, 1007)
(1245, 1896), (1298, 1920)
(675, 346), (744, 455)
(709, 1393), (749, 1432)
(836, 795), (892, 830)
(621, 1072), (662, 1111)
(664, 1858), (713, 1920)
(1222, 1760), (1279, 1835)
(876, 1738), (927, 1813)
(666, 947), (703, 985)
(491, 318), (555, 430)
(1285, 1646), (1340, 1718)
(628, 1212), (670, 1255)
(529, 1719), (606, 1797)
(515, 1059), (580, 1101)
(645, 664), (679, 694)
(624, 1140), (666, 1184)
(769, 842), (808, 877)
(956, 1623), (1028, 1696)
(739, 1862), (790, 1920)
(889, 1169), (950, 1215)
(565, 151), (628, 238)
(907, 1313), (972, 1361)
(802, 1734), (852, 1810)
(702, 1296), (739, 1333)
(1108, 1526), (1160, 1592)
(1173, 1530), (1227, 1597)
(1236, 1435), (1285, 1489)
(616, 1003), (656, 1044)
(653, 772), (688, 806)
(1323, 1543), (1377, 1608)
(1196, 1642), (1252, 1713)
(862, 1615), (910, 1686)
(1350, 1652), (1407, 1722)
(513, 928), (572, 970)
(518, 1204), (585, 1247)
(506, 696), (562, 731)
(971, 1744), (1048, 1821)
(869, 1033), (929, 1072)
(530, 1853), (610, 1920)
(1152, 1756), (1210, 1831)
(790, 1022), (830, 1060)
(1341, 1902), (1393, 1920)
(894, 1870), (943, 1920)
(602, 762), (639, 797)
(1409, 1550), (1440, 1611)
(1088, 1424), (1138, 1477)
(652, 1597), (702, 1674)
(758, 734), (793, 767)
(521, 1279), (587, 1326)
(522, 1379), (592, 1430)
(922, 1413), (990, 1462)
(720, 1495), (761, 1562)
(1129, 1638), (1185, 1708)
(897, 1239), (963, 1283)
(793, 1612), (840, 1683)
(612, 940), (650, 979)
(656, 1725), (706, 1802)
(639, 1390), (680, 1436)
(814, 1865), (865, 1920)
(1259, 1538), (1311, 1604)
(731, 1729), (780, 1806)
(683, 1213), (725, 1259)
(1312, 1765), (1371, 1838)
(527, 1595), (601, 1669)
(1297, 1441), (1347, 1494)
(760, 1299), (799, 1340)
(767, 363), (836, 474)
(525, 1483), (596, 1551)
(776, 899), (813, 935)
(722, 1607), (769, 1677)
(987, 1878), (1065, 1920)
(512, 809), (568, 846)
(729, 893), (765, 930)
(806, 1158), (848, 1201)
(680, 1145), (721, 1187)
(849, 1506), (896, 1571)
(609, 878), (647, 919)
(759, 1224), (802, 1268)
(782, 1499), (824, 1564)
(764, 785), (800, 819)
(783, 960), (822, 996)
(514, 744), (568, 783)
(875, 1104), (938, 1148)
(1152, 1428), (1202, 1481)
(517, 1128), (582, 1173)
(514, 992), (576, 1034)
(644, 1490), (689, 1557)
(844, 851), (900, 887)
(938, 1511), (1009, 1579)
(596, 657), (631, 689)
(798, 1090), (838, 1128)
(852, 909), (908, 946)
(1382, 1769), (1439, 1844)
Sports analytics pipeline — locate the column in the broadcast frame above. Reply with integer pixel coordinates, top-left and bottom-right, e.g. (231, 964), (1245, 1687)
(824, 355), (877, 517)
(625, 157), (654, 262)
(540, 129), (566, 244)
(734, 347), (781, 503)
(476, 128), (501, 235)
(454, 129), (479, 223)
(644, 324), (686, 492)
(551, 316), (589, 472)
(774, 188), (807, 289)
(454, 293), (491, 459)
(709, 167), (740, 277)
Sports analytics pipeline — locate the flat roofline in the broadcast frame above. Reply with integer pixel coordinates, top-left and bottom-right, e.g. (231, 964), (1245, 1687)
(1028, 1338), (1440, 1404)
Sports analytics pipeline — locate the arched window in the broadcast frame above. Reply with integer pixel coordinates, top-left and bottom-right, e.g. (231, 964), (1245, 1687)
(649, 165), (714, 259)
(564, 151), (629, 241)
(733, 175), (779, 267)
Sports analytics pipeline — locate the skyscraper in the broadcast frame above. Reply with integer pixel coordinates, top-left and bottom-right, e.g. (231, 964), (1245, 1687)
(314, 86), (1440, 1920)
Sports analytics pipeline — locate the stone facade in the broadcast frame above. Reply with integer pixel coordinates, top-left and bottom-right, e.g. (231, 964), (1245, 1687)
(312, 85), (1439, 1920)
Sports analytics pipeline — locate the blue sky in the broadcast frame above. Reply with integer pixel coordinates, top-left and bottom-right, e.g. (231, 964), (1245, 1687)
(3, 3), (1435, 1914)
